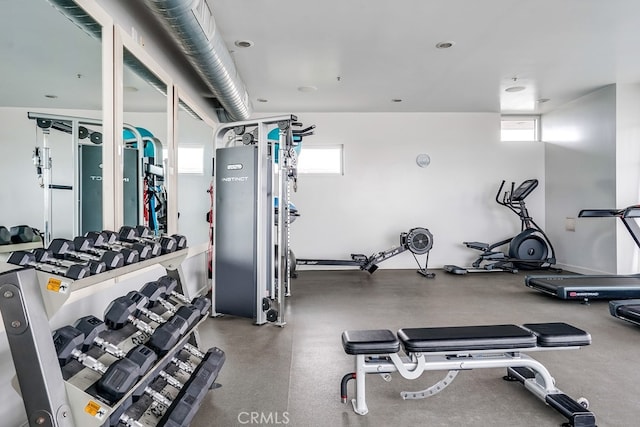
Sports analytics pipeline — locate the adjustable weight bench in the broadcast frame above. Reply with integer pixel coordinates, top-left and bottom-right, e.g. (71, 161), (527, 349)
(341, 322), (595, 427)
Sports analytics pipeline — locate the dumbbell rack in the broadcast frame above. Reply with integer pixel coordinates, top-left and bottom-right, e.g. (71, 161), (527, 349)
(0, 249), (215, 427)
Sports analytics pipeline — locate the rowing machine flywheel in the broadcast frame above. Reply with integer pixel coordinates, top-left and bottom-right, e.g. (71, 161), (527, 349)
(404, 227), (434, 255)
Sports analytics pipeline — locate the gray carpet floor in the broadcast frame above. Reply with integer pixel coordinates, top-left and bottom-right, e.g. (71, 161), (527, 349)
(190, 268), (637, 427)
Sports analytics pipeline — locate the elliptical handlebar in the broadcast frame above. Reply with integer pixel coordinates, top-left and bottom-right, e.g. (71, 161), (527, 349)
(495, 180), (518, 209)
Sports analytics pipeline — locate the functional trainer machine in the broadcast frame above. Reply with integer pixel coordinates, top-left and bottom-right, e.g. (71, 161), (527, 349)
(213, 115), (314, 326)
(526, 205), (640, 302)
(444, 179), (556, 274)
(340, 323), (595, 426)
(295, 227), (436, 278)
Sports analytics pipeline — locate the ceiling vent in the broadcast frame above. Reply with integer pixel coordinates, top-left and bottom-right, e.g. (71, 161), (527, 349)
(46, 0), (252, 122)
(143, 0), (252, 122)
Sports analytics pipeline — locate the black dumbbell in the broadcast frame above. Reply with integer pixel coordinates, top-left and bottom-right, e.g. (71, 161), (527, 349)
(7, 251), (90, 280)
(34, 248), (106, 276)
(52, 325), (140, 401)
(104, 296), (192, 355)
(10, 225), (38, 243)
(78, 234), (141, 265)
(157, 347), (226, 427)
(100, 229), (161, 259)
(75, 315), (195, 376)
(157, 275), (190, 305)
(0, 226), (10, 245)
(135, 225), (188, 250)
(49, 238), (125, 270)
(119, 225), (177, 255)
(108, 396), (144, 427)
(130, 347), (224, 426)
(140, 281), (211, 317)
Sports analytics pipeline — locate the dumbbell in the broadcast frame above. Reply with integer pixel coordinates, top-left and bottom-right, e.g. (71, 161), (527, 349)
(140, 281), (211, 317)
(127, 347), (224, 426)
(7, 251), (90, 280)
(156, 347), (226, 427)
(119, 225), (178, 255)
(75, 315), (196, 376)
(130, 287), (204, 333)
(104, 296), (199, 355)
(10, 225), (38, 243)
(100, 230), (161, 259)
(157, 275), (191, 305)
(0, 226), (10, 245)
(108, 396), (144, 427)
(52, 325), (140, 401)
(48, 238), (125, 270)
(79, 234), (141, 265)
(33, 248), (106, 276)
(134, 225), (188, 250)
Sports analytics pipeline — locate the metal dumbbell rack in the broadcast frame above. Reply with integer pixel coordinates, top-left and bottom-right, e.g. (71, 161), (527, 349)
(0, 248), (212, 427)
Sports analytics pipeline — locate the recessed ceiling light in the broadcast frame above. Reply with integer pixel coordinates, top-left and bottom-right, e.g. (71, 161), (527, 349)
(297, 86), (317, 93)
(435, 41), (455, 49)
(44, 94), (58, 99)
(234, 40), (254, 48)
(257, 98), (268, 103)
(505, 86), (526, 93)
(391, 98), (402, 103)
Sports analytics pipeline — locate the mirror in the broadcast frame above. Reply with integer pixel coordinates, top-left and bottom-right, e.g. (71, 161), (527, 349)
(0, 0), (102, 242)
(177, 100), (214, 247)
(122, 48), (168, 235)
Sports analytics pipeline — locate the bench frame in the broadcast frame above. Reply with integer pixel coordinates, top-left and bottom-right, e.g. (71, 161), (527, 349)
(342, 325), (595, 427)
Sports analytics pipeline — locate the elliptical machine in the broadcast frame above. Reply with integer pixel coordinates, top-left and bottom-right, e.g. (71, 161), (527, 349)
(444, 179), (556, 274)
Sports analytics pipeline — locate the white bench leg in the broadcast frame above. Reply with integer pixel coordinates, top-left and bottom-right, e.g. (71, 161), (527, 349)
(352, 354), (369, 415)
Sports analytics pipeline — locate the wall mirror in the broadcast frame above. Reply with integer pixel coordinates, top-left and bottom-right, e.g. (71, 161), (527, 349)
(121, 47), (169, 236)
(177, 99), (214, 248)
(0, 0), (102, 243)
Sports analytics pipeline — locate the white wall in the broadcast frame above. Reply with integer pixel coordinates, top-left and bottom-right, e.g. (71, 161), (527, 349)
(543, 85), (617, 274)
(615, 83), (640, 274)
(289, 112), (546, 270)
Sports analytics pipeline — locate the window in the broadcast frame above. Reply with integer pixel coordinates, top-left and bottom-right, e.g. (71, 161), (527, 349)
(178, 146), (204, 174)
(501, 116), (540, 141)
(297, 144), (343, 174)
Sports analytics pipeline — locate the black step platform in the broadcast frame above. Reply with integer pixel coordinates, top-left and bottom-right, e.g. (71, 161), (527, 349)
(609, 299), (640, 326)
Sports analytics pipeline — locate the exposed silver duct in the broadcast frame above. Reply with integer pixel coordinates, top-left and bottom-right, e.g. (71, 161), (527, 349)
(46, 0), (252, 122)
(143, 0), (253, 122)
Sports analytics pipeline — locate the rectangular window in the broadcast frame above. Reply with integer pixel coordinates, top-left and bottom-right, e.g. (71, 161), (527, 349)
(178, 146), (204, 174)
(501, 116), (540, 141)
(297, 144), (343, 174)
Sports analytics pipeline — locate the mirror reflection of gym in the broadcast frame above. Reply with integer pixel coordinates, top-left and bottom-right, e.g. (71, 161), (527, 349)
(122, 48), (169, 236)
(0, 0), (102, 244)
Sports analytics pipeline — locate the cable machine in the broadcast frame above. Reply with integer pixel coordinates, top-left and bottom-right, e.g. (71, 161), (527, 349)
(213, 114), (314, 326)
(28, 112), (167, 245)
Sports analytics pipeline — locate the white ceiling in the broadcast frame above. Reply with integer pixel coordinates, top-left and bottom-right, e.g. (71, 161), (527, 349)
(2, 0), (640, 117)
(210, 0), (640, 115)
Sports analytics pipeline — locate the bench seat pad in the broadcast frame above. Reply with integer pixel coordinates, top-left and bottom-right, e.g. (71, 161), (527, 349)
(398, 324), (536, 353)
(342, 329), (400, 355)
(522, 322), (591, 347)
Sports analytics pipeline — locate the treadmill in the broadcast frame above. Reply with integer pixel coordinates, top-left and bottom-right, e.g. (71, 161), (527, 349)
(525, 205), (640, 301)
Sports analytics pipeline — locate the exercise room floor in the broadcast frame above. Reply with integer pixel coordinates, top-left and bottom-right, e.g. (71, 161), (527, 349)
(190, 269), (637, 427)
